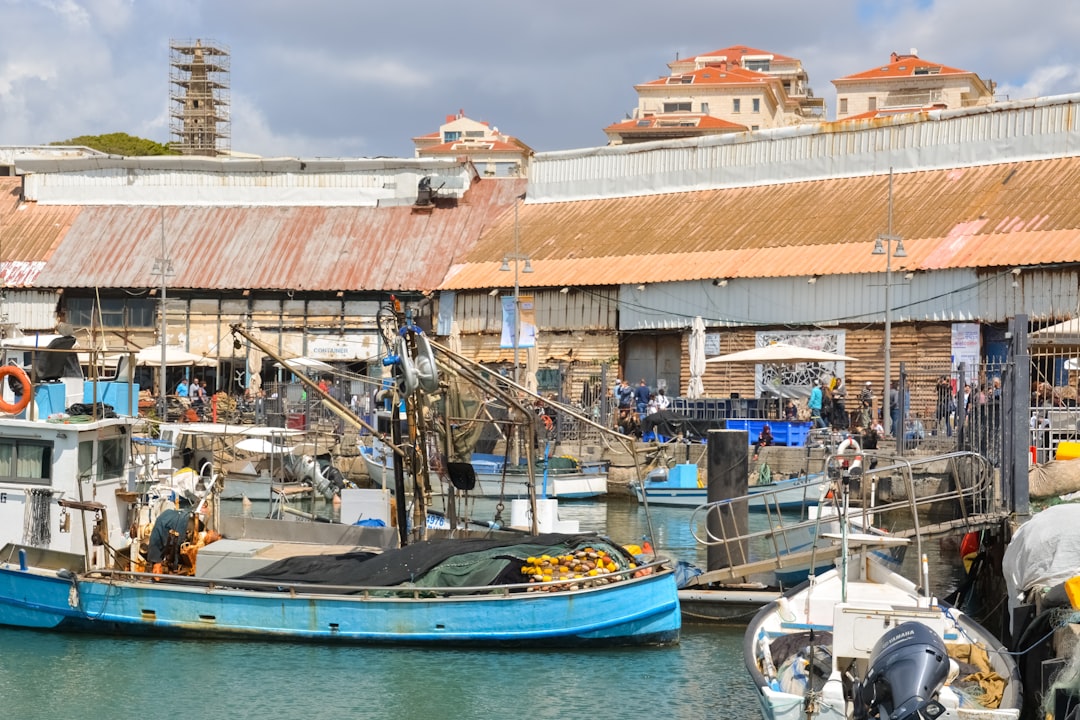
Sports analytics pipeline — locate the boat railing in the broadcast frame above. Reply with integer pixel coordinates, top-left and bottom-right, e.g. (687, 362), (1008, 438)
(2, 343), (140, 420)
(686, 451), (1000, 582)
(70, 558), (674, 598)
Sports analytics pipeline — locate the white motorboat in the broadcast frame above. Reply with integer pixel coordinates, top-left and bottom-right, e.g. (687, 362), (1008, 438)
(744, 481), (1022, 720)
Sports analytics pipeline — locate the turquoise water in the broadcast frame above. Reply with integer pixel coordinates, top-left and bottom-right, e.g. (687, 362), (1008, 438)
(0, 498), (966, 720)
(0, 625), (758, 720)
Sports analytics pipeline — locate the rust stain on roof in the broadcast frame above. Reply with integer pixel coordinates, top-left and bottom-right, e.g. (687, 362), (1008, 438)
(441, 157), (1080, 289)
(34, 178), (526, 292)
(0, 177), (80, 287)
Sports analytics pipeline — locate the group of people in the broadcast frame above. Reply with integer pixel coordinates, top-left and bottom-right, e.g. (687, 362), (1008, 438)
(614, 378), (670, 436)
(807, 377), (852, 431)
(175, 377), (209, 406)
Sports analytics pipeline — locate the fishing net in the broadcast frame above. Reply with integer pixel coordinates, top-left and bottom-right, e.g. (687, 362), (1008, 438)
(1041, 611), (1080, 720)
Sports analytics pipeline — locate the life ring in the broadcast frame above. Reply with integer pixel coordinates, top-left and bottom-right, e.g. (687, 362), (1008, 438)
(837, 436), (863, 474)
(0, 365), (32, 414)
(412, 332), (439, 394)
(837, 437), (862, 455)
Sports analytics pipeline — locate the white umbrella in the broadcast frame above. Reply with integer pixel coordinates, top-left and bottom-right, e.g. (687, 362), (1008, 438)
(706, 342), (856, 418)
(687, 316), (706, 399)
(136, 345), (218, 367)
(275, 357), (334, 373)
(705, 342), (856, 364)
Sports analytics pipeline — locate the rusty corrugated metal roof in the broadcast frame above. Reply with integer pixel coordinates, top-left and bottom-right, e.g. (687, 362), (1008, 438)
(0, 177), (80, 287)
(440, 158), (1080, 289)
(33, 178), (525, 292)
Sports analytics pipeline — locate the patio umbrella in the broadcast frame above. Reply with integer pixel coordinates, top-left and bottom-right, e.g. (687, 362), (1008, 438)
(705, 342), (856, 364)
(706, 342), (856, 418)
(136, 345), (218, 367)
(686, 316), (706, 399)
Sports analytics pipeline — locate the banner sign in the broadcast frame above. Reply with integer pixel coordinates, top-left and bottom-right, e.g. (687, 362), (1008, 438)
(500, 295), (537, 349)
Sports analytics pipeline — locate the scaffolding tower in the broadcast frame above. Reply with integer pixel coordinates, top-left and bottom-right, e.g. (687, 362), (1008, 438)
(169, 38), (231, 156)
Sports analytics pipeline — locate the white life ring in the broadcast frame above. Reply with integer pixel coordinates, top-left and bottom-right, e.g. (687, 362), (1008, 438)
(837, 437), (863, 473)
(412, 332), (440, 394)
(837, 437), (862, 454)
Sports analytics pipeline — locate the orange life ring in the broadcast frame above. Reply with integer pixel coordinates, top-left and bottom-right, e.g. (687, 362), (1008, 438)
(0, 365), (32, 414)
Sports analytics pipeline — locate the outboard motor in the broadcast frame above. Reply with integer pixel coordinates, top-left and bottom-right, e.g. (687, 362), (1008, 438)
(856, 622), (949, 720)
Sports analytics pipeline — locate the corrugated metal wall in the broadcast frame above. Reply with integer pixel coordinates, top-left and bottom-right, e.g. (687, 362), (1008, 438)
(450, 288), (618, 333)
(529, 96), (1080, 203)
(620, 268), (1077, 330)
(2, 290), (60, 331)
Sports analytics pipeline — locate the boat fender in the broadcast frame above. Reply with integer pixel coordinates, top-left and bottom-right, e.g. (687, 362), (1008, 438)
(412, 332), (440, 394)
(395, 336), (420, 396)
(0, 364), (32, 414)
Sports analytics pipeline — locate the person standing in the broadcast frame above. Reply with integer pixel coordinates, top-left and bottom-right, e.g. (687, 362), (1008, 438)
(831, 378), (848, 430)
(859, 381), (874, 428)
(808, 380), (825, 428)
(634, 379), (651, 416)
(655, 387), (670, 411)
(176, 378), (189, 398)
(936, 376), (954, 437)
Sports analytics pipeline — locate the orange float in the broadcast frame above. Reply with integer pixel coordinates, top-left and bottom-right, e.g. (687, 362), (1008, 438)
(0, 365), (32, 414)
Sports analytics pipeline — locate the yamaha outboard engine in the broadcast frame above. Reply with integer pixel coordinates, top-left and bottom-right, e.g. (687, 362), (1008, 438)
(856, 622), (949, 720)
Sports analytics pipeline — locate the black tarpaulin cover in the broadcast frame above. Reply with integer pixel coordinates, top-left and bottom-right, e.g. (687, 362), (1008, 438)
(234, 533), (629, 591)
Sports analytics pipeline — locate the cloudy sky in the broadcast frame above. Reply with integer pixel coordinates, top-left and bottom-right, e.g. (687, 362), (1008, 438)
(2, 0), (1079, 158)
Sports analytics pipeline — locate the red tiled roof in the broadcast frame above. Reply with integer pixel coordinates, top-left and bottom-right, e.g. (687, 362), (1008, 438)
(683, 45), (795, 65)
(640, 64), (771, 87)
(604, 114), (746, 132)
(836, 54), (973, 81)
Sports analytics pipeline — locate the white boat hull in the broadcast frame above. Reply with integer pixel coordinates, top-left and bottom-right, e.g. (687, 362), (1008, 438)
(361, 448), (607, 499)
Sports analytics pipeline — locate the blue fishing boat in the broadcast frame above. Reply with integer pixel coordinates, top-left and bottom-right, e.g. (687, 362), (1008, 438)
(631, 463), (828, 510)
(0, 536), (680, 646)
(0, 324), (679, 648)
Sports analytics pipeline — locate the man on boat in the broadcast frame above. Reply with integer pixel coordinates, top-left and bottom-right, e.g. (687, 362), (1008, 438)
(146, 500), (217, 575)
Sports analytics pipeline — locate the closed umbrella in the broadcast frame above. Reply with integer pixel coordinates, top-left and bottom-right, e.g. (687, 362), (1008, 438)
(687, 316), (706, 399)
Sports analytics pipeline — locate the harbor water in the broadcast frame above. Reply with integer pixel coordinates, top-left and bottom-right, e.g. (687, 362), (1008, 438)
(0, 498), (967, 720)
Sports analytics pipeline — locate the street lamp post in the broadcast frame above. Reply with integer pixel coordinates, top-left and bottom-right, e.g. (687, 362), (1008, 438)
(500, 199), (532, 384)
(872, 171), (906, 438)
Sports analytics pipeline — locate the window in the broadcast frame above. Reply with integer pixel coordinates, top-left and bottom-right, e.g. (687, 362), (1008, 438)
(701, 102), (709, 114)
(663, 102), (691, 113)
(0, 439), (52, 485)
(744, 59), (770, 72)
(66, 297), (156, 328)
(78, 437), (125, 483)
(733, 99), (741, 113)
(443, 131), (461, 142)
(839, 98), (848, 114)
(752, 98), (760, 113)
(869, 96), (877, 111)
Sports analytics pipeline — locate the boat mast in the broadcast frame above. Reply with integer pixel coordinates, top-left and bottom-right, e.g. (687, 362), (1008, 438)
(154, 207), (173, 420)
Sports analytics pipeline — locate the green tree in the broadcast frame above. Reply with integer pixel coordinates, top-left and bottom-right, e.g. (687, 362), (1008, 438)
(50, 132), (179, 156)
